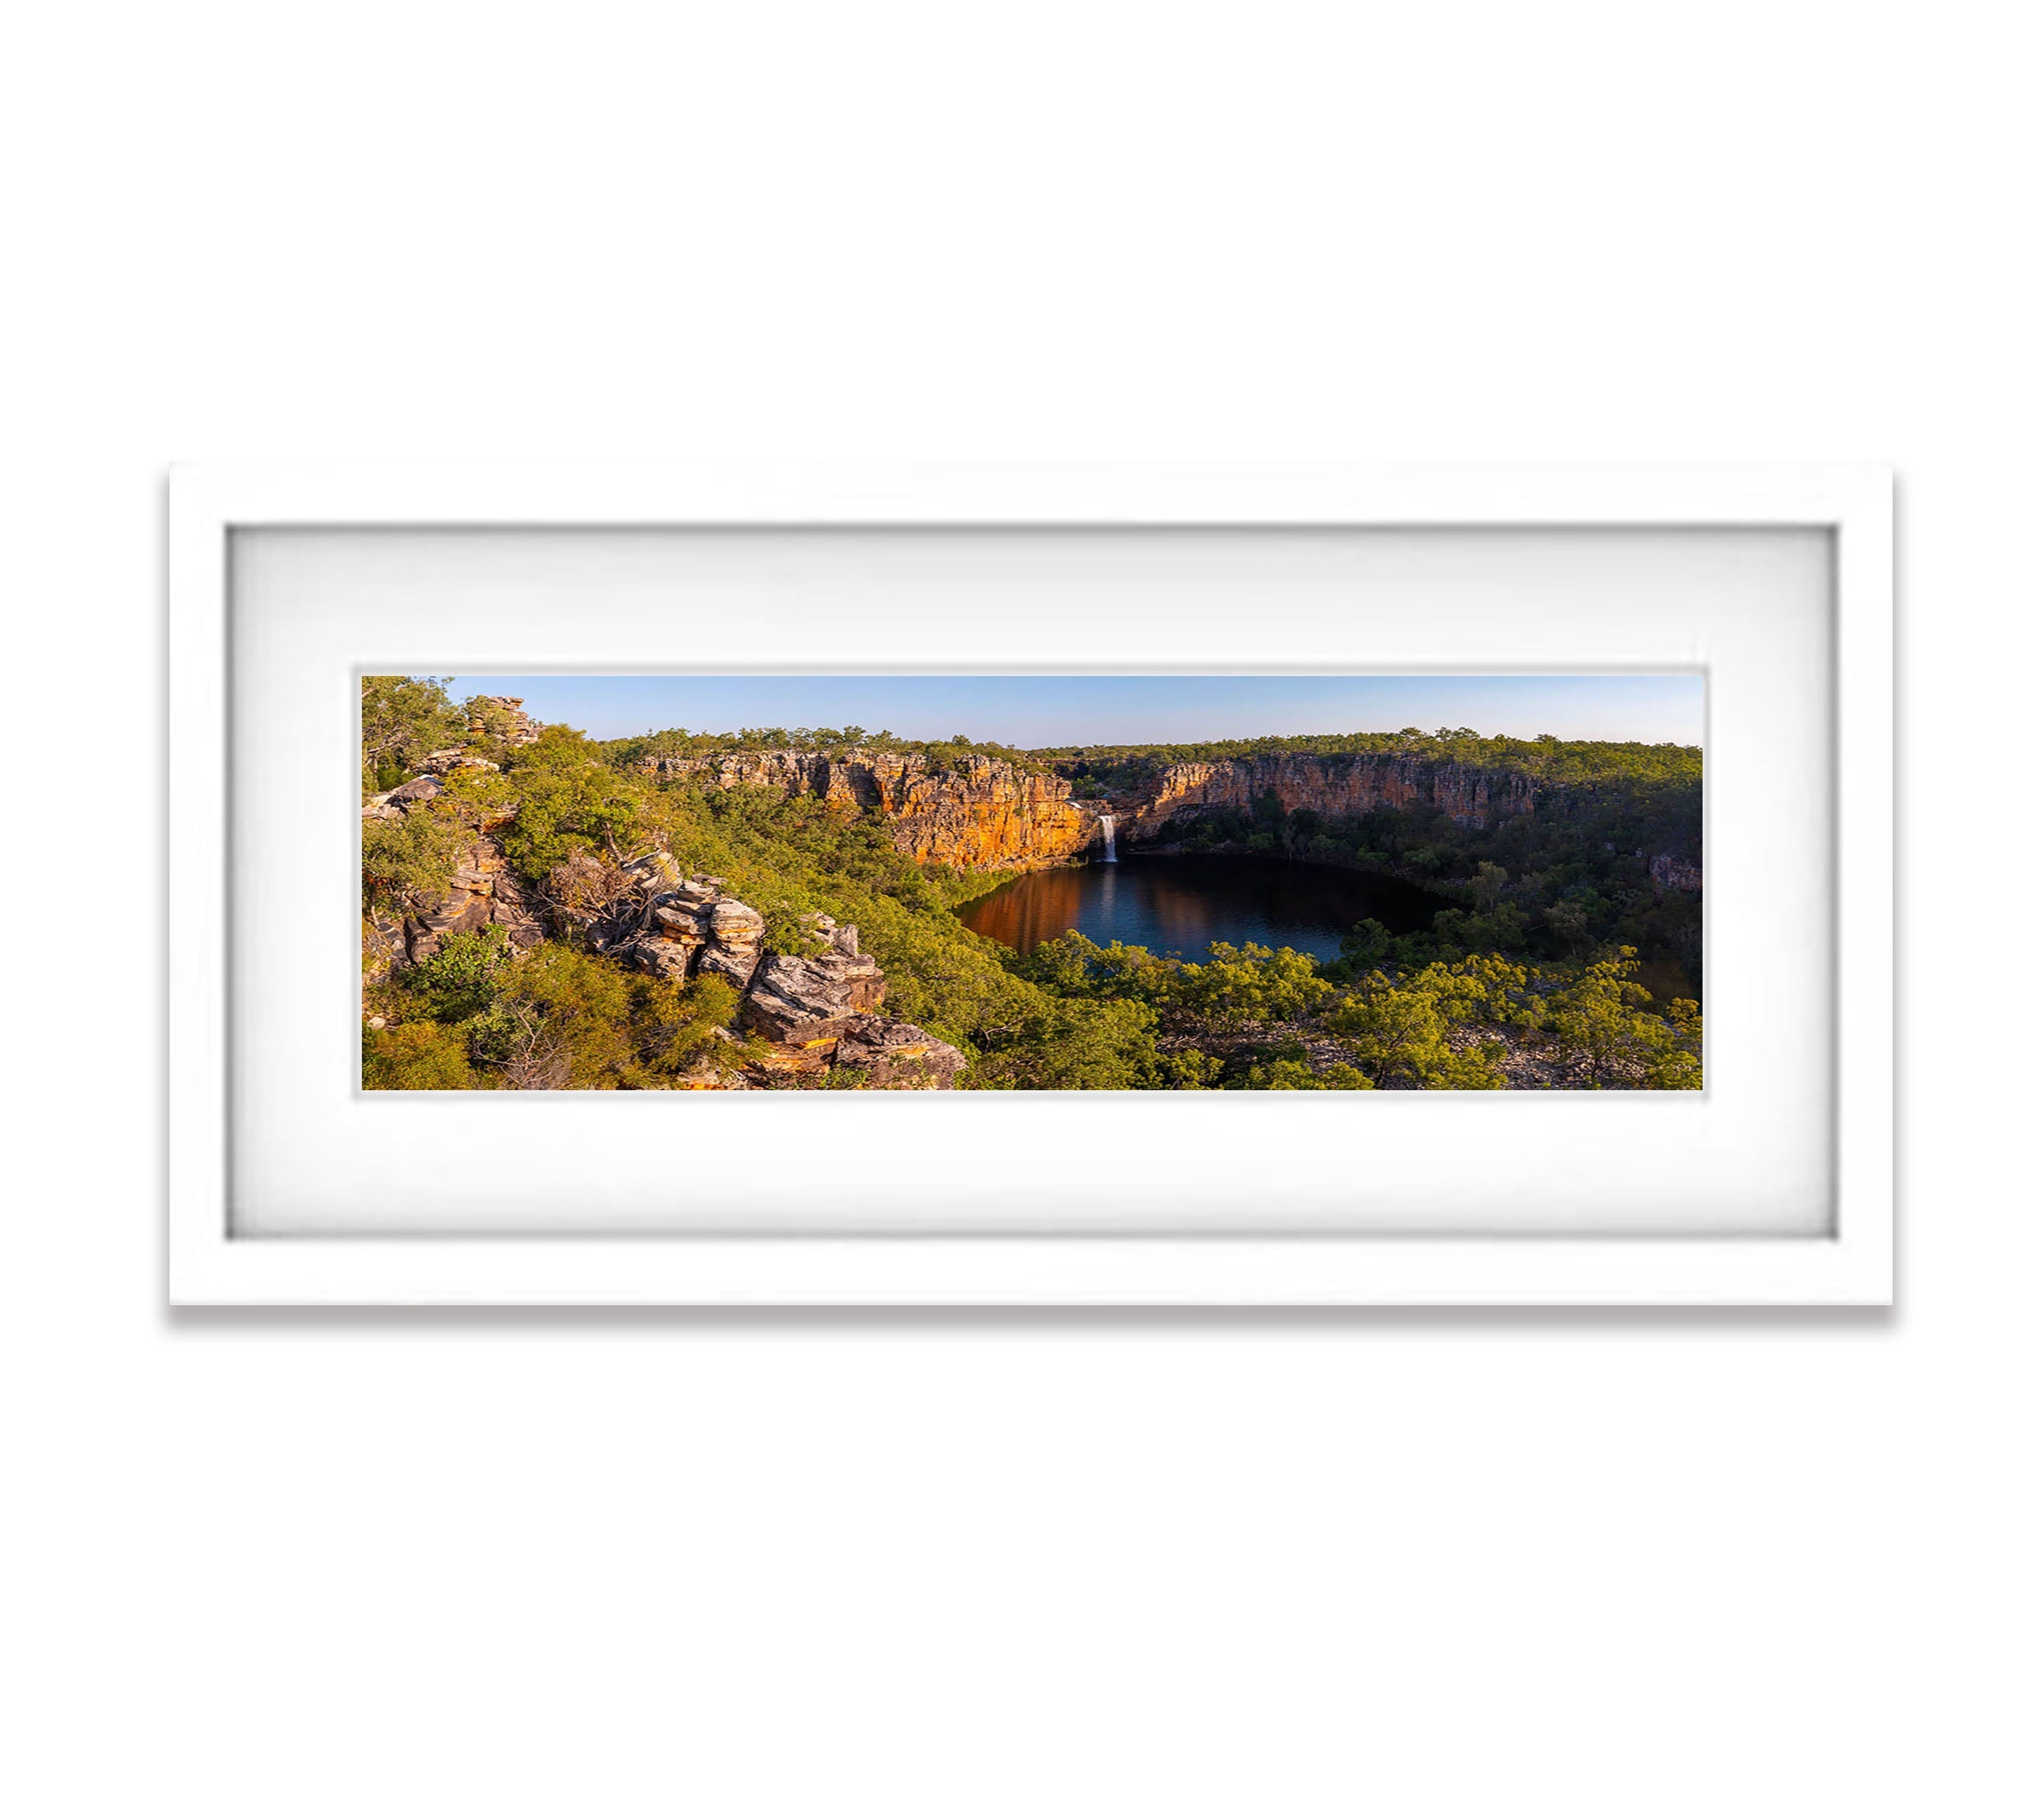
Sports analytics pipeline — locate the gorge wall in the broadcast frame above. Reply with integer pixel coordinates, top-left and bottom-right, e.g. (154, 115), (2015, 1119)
(1102, 753), (1538, 843)
(642, 747), (1540, 870)
(640, 750), (1101, 869)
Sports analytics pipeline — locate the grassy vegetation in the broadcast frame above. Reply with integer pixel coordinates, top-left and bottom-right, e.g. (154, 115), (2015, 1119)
(591, 725), (1055, 774)
(362, 680), (1703, 1089)
(1047, 726), (1702, 793)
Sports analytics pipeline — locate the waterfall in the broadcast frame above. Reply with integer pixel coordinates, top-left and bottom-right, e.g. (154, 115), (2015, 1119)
(1098, 813), (1117, 863)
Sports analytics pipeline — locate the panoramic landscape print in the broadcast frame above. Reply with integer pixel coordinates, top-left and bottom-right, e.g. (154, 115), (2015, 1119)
(361, 675), (1703, 1092)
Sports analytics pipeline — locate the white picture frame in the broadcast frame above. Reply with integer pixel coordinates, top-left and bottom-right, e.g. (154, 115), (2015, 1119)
(168, 463), (1892, 1305)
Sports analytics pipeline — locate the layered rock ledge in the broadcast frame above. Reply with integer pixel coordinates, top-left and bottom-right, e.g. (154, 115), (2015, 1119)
(584, 867), (961, 1086)
(1101, 753), (1539, 838)
(640, 749), (1101, 870)
(638, 746), (1544, 872)
(366, 744), (966, 1086)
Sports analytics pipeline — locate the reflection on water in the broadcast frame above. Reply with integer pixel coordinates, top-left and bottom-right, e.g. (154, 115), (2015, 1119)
(957, 853), (1450, 964)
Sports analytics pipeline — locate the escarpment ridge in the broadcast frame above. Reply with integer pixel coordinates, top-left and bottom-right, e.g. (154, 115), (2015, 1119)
(640, 745), (1552, 871)
(1100, 752), (1538, 840)
(641, 748), (1100, 869)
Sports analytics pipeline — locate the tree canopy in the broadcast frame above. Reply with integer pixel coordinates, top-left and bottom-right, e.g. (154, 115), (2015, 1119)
(363, 691), (1703, 1092)
(360, 675), (466, 790)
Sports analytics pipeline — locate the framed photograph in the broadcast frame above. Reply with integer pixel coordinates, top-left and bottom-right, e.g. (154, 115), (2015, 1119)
(168, 465), (1892, 1304)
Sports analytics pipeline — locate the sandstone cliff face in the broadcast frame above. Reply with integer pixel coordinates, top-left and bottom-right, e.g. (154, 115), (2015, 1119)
(1108, 754), (1539, 839)
(642, 746), (1542, 870)
(643, 749), (1100, 870)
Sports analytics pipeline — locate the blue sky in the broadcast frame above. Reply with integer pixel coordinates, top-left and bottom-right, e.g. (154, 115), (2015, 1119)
(444, 674), (1704, 747)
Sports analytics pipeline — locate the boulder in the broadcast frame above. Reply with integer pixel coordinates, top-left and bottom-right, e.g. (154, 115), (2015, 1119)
(737, 947), (886, 1040)
(421, 749), (502, 776)
(699, 944), (760, 990)
(737, 1007), (964, 1089)
(743, 1039), (840, 1083)
(649, 900), (710, 943)
(634, 937), (703, 982)
(833, 1015), (966, 1089)
(386, 774), (442, 808)
(740, 952), (868, 1042)
(624, 849), (682, 894)
(709, 899), (765, 945)
(843, 949), (885, 1012)
(488, 868), (547, 949)
(618, 883), (768, 990)
(700, 898), (765, 988)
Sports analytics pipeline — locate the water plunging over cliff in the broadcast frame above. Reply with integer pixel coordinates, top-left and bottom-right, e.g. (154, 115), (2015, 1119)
(1098, 814), (1117, 862)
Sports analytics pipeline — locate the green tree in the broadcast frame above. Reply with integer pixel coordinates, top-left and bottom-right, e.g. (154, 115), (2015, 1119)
(1542, 948), (1701, 1089)
(360, 807), (470, 915)
(361, 675), (466, 791)
(1326, 965), (1511, 1089)
(1239, 1054), (1375, 1089)
(1172, 942), (1332, 1027)
(399, 925), (512, 1021)
(495, 728), (649, 880)
(1338, 918), (1395, 969)
(973, 996), (1164, 1090)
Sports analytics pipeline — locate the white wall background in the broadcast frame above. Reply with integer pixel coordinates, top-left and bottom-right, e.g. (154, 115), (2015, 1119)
(2, 5), (2034, 1812)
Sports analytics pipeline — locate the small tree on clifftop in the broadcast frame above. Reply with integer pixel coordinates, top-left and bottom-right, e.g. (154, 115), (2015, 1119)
(361, 675), (466, 790)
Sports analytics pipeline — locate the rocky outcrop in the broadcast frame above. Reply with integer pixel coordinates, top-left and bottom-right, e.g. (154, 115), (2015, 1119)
(833, 1015), (967, 1089)
(366, 734), (967, 1087)
(466, 695), (544, 746)
(740, 949), (888, 1043)
(572, 858), (767, 990)
(374, 834), (547, 965)
(363, 755), (541, 962)
(385, 773), (444, 808)
(420, 748), (503, 776)
(738, 996), (962, 1087)
(642, 748), (1099, 871)
(566, 861), (961, 1088)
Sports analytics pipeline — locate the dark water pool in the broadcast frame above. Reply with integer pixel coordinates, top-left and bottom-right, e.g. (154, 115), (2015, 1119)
(956, 853), (1450, 964)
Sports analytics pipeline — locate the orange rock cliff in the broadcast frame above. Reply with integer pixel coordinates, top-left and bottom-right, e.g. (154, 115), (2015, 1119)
(640, 750), (1102, 869)
(639, 747), (1538, 870)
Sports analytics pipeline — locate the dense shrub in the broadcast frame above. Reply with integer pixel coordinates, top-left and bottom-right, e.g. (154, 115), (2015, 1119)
(362, 1021), (475, 1089)
(363, 694), (1704, 1091)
